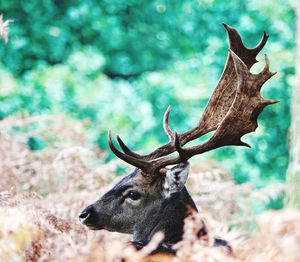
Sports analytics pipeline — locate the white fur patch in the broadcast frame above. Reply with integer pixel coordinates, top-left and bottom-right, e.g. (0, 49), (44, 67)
(162, 162), (190, 198)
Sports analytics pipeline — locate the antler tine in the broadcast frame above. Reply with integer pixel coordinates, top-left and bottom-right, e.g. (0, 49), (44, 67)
(249, 31), (269, 61)
(116, 135), (145, 159)
(222, 23), (269, 68)
(163, 106), (174, 141)
(256, 54), (277, 86)
(108, 129), (152, 171)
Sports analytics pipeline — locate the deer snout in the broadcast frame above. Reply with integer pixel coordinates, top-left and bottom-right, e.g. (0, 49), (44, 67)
(79, 205), (94, 223)
(79, 210), (90, 222)
(79, 204), (105, 230)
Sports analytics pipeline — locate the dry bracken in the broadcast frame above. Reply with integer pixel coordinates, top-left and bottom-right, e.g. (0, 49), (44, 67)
(0, 115), (298, 262)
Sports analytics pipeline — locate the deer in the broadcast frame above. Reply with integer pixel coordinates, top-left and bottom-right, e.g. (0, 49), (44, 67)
(79, 24), (278, 254)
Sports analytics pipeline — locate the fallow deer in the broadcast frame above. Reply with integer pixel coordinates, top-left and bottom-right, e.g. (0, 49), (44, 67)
(79, 24), (278, 254)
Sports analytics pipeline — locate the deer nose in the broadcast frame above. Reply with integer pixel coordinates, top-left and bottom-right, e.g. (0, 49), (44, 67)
(79, 211), (89, 221)
(79, 205), (94, 223)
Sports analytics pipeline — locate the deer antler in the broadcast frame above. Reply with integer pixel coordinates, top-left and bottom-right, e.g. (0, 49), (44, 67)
(108, 24), (278, 177)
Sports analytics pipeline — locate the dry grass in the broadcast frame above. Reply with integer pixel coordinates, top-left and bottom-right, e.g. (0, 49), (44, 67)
(0, 114), (299, 262)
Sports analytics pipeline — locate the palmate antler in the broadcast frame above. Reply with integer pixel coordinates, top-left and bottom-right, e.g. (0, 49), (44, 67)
(108, 24), (279, 177)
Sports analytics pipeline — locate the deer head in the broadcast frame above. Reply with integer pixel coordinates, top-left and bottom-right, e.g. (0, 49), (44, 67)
(79, 24), (278, 251)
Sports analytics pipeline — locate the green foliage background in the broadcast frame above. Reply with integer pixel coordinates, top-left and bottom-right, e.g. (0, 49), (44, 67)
(0, 0), (295, 187)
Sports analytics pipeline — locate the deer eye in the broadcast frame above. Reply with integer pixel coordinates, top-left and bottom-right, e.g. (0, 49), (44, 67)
(127, 190), (141, 200)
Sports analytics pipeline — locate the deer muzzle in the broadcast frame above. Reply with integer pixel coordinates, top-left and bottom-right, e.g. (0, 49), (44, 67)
(79, 204), (105, 230)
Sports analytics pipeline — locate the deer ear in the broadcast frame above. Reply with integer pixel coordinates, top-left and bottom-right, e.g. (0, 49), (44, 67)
(162, 162), (190, 198)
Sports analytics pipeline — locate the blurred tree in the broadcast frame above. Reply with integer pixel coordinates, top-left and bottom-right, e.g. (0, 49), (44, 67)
(286, 0), (300, 209)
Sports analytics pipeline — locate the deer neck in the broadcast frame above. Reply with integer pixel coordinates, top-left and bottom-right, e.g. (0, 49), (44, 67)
(132, 187), (197, 245)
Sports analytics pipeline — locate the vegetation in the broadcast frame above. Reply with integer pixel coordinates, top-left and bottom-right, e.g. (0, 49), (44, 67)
(0, 115), (296, 261)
